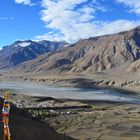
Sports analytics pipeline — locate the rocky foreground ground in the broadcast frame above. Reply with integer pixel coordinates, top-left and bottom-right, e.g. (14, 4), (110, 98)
(47, 103), (140, 140)
(4, 93), (140, 140)
(0, 97), (74, 140)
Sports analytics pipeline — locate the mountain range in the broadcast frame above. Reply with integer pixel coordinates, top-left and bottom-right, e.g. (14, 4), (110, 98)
(1, 26), (140, 75)
(0, 40), (68, 69)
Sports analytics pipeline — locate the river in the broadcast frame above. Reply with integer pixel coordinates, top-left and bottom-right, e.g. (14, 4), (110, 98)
(0, 81), (140, 104)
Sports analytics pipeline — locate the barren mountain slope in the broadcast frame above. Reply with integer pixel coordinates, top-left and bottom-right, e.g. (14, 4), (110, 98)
(12, 26), (140, 74)
(127, 59), (140, 72)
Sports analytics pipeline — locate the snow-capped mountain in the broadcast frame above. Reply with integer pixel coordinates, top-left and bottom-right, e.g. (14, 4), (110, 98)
(0, 40), (68, 69)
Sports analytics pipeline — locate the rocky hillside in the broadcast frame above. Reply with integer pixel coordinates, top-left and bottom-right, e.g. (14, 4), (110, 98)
(0, 40), (68, 69)
(0, 97), (74, 140)
(38, 40), (68, 51)
(12, 26), (140, 73)
(127, 59), (140, 72)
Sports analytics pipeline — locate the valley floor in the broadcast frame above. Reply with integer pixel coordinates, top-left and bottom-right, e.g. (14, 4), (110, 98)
(2, 71), (140, 94)
(48, 103), (140, 140)
(2, 92), (140, 140)
(0, 71), (140, 139)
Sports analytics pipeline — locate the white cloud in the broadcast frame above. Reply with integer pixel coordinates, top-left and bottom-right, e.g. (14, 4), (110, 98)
(36, 20), (140, 42)
(116, 0), (140, 14)
(0, 17), (14, 21)
(0, 17), (8, 20)
(15, 0), (34, 6)
(35, 0), (140, 42)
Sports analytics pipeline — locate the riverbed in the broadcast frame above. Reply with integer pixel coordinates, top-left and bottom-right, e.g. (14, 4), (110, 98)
(0, 81), (140, 104)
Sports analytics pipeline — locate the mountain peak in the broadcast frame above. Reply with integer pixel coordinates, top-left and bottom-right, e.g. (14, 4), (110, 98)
(130, 26), (140, 34)
(15, 42), (32, 48)
(135, 25), (140, 30)
(12, 26), (140, 73)
(0, 39), (69, 68)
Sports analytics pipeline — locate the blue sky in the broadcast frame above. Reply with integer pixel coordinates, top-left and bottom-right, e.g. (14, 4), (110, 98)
(0, 0), (140, 47)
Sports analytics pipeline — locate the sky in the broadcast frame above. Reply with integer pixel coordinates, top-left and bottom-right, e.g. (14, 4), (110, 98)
(0, 0), (140, 47)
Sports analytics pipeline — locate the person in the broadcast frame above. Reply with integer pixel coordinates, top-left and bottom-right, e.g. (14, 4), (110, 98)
(2, 95), (11, 140)
(2, 100), (10, 125)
